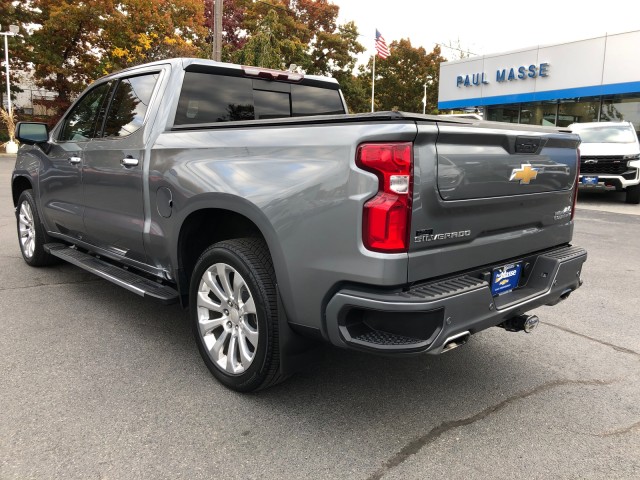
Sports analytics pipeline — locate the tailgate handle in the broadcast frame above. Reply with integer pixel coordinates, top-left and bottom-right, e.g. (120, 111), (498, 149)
(515, 136), (541, 154)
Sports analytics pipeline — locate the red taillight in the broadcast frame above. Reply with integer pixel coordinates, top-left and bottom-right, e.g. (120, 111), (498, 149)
(356, 142), (413, 253)
(571, 148), (580, 220)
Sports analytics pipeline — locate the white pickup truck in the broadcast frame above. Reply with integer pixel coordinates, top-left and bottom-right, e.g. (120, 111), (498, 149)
(570, 121), (640, 204)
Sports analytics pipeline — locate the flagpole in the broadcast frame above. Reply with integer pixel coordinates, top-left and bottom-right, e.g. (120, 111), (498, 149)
(371, 53), (376, 113)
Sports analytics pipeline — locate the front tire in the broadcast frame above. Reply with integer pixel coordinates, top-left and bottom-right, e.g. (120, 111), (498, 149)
(16, 189), (56, 266)
(625, 184), (640, 204)
(190, 238), (282, 392)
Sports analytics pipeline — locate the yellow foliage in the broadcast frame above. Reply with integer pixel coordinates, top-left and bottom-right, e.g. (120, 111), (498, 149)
(112, 47), (130, 59)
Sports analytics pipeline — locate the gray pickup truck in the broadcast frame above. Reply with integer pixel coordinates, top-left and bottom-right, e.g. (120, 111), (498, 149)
(13, 58), (587, 391)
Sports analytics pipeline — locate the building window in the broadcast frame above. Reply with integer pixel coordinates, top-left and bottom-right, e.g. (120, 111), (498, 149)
(487, 105), (519, 123)
(601, 94), (640, 136)
(557, 98), (600, 127)
(520, 102), (557, 126)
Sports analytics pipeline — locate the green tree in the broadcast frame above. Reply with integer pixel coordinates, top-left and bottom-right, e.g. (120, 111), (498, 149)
(233, 8), (305, 69)
(337, 69), (371, 113)
(364, 40), (446, 114)
(227, 0), (363, 76)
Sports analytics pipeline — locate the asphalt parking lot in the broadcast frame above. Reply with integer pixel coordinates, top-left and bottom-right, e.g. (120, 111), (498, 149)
(1, 154), (638, 479)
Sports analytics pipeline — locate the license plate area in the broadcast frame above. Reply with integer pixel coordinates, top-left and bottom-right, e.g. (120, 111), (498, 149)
(491, 262), (522, 296)
(581, 176), (599, 185)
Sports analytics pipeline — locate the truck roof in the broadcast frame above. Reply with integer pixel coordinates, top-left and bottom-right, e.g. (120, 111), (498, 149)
(98, 57), (339, 87)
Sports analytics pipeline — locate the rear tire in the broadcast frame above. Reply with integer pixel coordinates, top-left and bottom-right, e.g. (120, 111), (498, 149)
(16, 190), (57, 266)
(625, 184), (640, 204)
(189, 238), (284, 392)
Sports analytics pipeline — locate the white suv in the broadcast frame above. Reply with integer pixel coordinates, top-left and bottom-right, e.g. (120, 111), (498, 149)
(569, 121), (640, 204)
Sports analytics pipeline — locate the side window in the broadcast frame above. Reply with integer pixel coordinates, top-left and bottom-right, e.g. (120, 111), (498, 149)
(175, 72), (255, 124)
(102, 73), (159, 138)
(59, 82), (111, 142)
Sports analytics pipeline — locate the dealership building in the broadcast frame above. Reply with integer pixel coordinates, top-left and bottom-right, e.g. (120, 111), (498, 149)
(438, 30), (640, 134)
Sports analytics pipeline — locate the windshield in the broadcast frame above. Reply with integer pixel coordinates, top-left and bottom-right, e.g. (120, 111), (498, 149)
(573, 125), (637, 144)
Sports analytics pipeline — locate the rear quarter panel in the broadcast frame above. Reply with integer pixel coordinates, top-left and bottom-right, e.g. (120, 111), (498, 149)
(149, 121), (418, 334)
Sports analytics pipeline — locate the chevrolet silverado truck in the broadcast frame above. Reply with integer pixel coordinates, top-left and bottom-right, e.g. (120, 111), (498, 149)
(12, 58), (587, 391)
(569, 121), (640, 204)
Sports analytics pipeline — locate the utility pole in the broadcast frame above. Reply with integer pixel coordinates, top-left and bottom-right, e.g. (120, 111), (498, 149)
(212, 0), (223, 62)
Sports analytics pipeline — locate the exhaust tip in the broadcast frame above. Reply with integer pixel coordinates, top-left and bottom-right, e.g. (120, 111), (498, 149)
(441, 331), (470, 353)
(523, 315), (539, 333)
(497, 314), (540, 333)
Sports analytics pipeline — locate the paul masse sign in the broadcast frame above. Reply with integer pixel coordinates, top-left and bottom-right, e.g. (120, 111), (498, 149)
(456, 63), (550, 87)
(438, 31), (640, 109)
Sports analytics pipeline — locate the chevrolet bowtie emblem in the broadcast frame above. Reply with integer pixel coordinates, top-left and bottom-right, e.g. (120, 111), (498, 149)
(509, 164), (539, 184)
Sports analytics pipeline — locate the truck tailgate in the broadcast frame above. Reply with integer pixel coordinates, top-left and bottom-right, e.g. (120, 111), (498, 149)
(408, 121), (580, 283)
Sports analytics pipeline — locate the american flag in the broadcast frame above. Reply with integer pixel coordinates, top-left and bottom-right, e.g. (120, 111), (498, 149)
(375, 29), (390, 59)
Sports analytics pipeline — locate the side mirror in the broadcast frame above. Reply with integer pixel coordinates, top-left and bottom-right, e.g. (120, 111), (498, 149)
(15, 122), (49, 145)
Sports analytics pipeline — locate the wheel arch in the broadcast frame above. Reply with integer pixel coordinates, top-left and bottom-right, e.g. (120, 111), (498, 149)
(12, 175), (33, 207)
(173, 194), (291, 311)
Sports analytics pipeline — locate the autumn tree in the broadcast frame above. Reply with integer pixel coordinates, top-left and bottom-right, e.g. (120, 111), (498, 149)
(203, 0), (249, 55)
(12, 0), (206, 119)
(7, 1), (111, 115)
(104, 1), (206, 70)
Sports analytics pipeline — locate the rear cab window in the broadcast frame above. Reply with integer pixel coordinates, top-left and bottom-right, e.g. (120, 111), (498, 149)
(174, 68), (345, 126)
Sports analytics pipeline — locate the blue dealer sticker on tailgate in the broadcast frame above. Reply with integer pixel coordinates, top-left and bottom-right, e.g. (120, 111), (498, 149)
(491, 263), (522, 296)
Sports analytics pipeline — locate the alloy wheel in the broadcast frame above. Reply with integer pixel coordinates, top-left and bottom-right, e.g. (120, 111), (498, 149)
(18, 201), (35, 259)
(196, 263), (259, 374)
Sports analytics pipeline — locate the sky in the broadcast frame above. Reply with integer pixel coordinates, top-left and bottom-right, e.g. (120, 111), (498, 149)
(336, 0), (640, 61)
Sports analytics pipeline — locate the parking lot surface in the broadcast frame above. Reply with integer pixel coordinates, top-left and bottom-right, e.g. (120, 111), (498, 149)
(1, 154), (639, 479)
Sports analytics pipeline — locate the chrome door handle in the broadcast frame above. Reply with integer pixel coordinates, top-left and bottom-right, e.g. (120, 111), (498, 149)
(68, 156), (82, 165)
(121, 157), (139, 167)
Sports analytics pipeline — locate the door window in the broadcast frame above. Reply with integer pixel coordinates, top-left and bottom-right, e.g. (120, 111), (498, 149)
(59, 82), (111, 142)
(102, 73), (160, 138)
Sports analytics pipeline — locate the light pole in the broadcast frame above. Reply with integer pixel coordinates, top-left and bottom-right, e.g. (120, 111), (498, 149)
(422, 84), (427, 115)
(1, 24), (19, 116)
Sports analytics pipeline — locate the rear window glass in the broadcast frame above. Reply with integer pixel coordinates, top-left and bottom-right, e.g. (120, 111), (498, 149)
(254, 90), (290, 120)
(174, 71), (343, 125)
(175, 73), (254, 124)
(572, 125), (637, 143)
